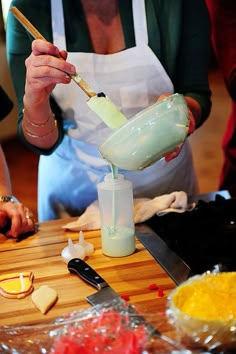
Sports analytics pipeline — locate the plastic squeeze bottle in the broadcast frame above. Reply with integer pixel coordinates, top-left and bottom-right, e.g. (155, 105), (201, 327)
(97, 173), (135, 257)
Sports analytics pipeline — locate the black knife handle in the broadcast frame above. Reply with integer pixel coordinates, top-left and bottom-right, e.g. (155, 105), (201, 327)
(68, 258), (108, 290)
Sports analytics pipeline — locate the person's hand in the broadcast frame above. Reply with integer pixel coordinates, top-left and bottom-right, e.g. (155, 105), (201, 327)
(157, 93), (196, 162)
(24, 39), (76, 106)
(0, 202), (35, 238)
(164, 110), (195, 162)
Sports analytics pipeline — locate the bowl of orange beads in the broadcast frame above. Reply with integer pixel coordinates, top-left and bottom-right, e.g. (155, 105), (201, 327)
(167, 272), (236, 351)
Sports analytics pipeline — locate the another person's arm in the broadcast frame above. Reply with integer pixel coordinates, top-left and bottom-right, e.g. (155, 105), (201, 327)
(0, 84), (35, 238)
(0, 145), (35, 238)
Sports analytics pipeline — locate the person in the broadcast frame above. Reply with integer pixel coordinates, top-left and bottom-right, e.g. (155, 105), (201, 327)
(6, 0), (212, 222)
(0, 85), (35, 238)
(205, 0), (236, 197)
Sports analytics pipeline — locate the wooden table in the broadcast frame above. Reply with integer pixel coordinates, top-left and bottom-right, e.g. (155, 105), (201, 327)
(0, 217), (176, 327)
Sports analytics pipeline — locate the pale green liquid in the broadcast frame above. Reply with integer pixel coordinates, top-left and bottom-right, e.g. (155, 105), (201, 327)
(110, 164), (118, 231)
(101, 164), (135, 257)
(110, 164), (118, 179)
(102, 226), (135, 257)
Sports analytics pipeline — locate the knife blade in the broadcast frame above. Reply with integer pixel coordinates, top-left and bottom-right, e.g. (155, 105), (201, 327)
(135, 224), (193, 285)
(67, 258), (183, 350)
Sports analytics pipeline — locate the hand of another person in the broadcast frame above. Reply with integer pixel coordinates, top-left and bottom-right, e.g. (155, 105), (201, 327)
(24, 39), (76, 106)
(157, 93), (196, 162)
(0, 202), (35, 238)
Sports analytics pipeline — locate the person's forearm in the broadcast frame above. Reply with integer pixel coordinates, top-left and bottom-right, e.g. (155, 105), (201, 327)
(22, 95), (59, 149)
(0, 146), (12, 195)
(19, 37), (74, 151)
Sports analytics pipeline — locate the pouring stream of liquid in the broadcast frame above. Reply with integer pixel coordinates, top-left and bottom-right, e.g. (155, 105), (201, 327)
(110, 164), (118, 232)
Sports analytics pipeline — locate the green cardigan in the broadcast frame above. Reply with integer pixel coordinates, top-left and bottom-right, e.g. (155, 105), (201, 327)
(6, 0), (212, 155)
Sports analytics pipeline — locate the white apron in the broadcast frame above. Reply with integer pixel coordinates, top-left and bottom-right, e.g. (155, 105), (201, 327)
(38, 0), (198, 221)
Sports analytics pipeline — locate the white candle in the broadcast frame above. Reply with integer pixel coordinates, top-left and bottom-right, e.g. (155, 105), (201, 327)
(19, 273), (25, 292)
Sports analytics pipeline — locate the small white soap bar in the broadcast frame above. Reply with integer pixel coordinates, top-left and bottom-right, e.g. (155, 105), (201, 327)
(31, 285), (58, 314)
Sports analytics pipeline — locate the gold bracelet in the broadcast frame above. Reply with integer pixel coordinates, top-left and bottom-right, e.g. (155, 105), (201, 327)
(23, 108), (53, 127)
(22, 119), (58, 138)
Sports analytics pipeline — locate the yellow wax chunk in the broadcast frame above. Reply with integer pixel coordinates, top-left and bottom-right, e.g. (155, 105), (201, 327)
(172, 272), (236, 321)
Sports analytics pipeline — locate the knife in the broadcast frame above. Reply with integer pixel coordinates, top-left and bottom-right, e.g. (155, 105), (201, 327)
(67, 258), (183, 350)
(135, 224), (193, 285)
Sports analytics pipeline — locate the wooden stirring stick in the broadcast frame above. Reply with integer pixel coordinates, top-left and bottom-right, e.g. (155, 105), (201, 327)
(10, 6), (97, 98)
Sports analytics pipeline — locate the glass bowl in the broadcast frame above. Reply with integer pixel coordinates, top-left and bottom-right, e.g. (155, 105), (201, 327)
(98, 93), (189, 171)
(166, 272), (236, 351)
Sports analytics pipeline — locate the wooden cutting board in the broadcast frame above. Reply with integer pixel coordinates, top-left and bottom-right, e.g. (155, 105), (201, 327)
(0, 217), (176, 326)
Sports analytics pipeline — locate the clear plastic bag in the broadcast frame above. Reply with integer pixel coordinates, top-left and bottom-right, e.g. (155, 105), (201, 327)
(0, 300), (182, 354)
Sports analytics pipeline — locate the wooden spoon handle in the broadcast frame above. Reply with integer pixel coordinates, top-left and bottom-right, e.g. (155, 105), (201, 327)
(9, 6), (47, 40)
(9, 6), (97, 98)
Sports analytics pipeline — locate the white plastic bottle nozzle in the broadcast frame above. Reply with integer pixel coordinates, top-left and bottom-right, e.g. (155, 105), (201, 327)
(61, 238), (86, 264)
(78, 230), (94, 256)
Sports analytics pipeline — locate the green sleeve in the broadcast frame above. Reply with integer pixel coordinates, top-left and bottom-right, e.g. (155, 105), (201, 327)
(176, 0), (212, 127)
(146, 0), (212, 128)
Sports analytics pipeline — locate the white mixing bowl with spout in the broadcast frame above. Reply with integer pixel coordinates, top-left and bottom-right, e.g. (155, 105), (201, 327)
(98, 93), (190, 171)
